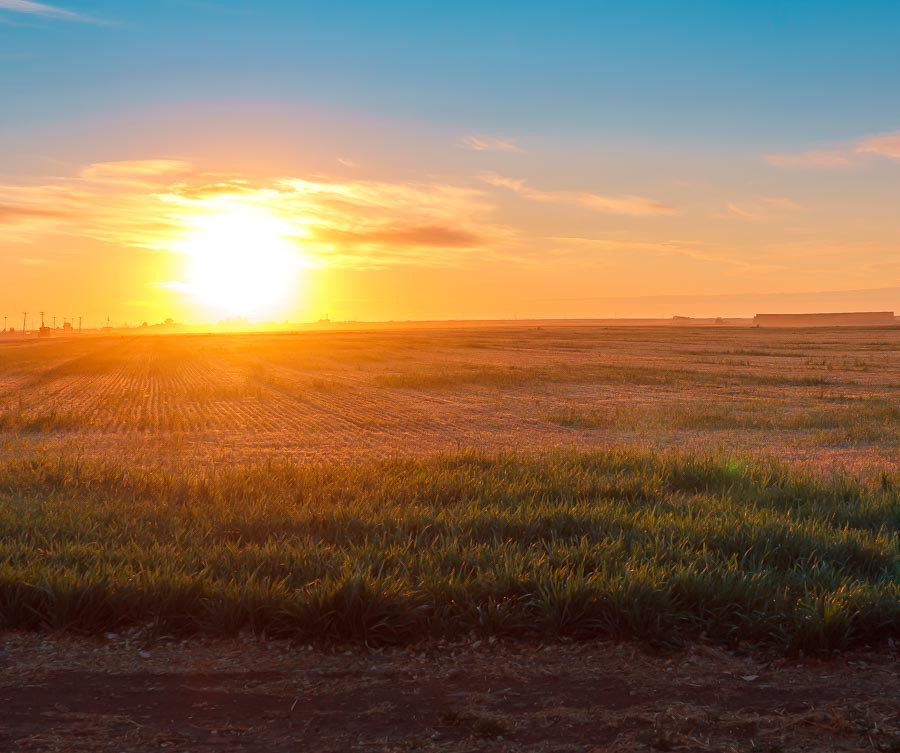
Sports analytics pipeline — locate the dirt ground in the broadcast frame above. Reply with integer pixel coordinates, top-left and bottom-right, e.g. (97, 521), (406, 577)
(1, 633), (897, 752)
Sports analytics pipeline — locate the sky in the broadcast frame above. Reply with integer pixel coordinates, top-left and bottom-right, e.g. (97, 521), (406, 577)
(1, 0), (899, 326)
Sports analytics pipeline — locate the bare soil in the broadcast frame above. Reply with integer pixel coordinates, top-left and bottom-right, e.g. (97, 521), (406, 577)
(2, 633), (897, 752)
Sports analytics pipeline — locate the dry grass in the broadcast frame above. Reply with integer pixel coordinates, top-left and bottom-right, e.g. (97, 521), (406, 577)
(0, 325), (898, 467)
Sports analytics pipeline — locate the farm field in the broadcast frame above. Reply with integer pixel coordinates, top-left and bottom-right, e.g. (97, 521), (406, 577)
(1, 324), (899, 467)
(1, 324), (898, 752)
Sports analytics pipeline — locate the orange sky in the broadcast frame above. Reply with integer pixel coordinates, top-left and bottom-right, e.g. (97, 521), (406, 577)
(3, 135), (899, 327)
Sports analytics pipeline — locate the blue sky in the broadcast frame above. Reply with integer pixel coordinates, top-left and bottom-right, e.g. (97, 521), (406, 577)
(5, 1), (900, 145)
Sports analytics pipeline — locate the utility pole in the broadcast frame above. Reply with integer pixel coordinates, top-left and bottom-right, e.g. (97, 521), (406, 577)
(22, 312), (27, 336)
(78, 316), (82, 334)
(40, 312), (45, 328)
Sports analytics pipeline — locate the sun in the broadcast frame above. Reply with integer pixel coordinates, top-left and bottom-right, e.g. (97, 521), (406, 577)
(174, 206), (304, 320)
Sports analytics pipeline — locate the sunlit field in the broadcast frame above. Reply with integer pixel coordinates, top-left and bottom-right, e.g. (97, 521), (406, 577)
(1, 325), (898, 652)
(2, 325), (898, 465)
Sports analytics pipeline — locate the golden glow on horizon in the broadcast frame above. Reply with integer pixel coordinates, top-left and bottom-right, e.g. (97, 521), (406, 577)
(1, 154), (898, 324)
(173, 206), (305, 320)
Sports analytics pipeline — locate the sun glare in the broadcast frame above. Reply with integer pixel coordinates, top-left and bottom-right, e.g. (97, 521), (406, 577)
(175, 207), (304, 320)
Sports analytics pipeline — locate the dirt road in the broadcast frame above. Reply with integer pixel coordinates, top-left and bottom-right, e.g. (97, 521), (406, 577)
(1, 633), (897, 752)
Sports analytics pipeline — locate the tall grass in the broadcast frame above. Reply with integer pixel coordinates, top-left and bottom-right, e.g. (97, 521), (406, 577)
(1, 449), (897, 652)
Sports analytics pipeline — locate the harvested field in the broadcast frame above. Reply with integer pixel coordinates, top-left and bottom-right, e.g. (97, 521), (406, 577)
(1, 325), (898, 468)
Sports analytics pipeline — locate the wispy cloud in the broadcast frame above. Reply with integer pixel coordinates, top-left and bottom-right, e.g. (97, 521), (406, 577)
(0, 160), (513, 269)
(766, 129), (900, 169)
(856, 131), (900, 160)
(724, 196), (805, 221)
(0, 0), (103, 23)
(314, 225), (481, 249)
(79, 160), (193, 185)
(460, 135), (523, 153)
(0, 203), (70, 222)
(481, 172), (677, 217)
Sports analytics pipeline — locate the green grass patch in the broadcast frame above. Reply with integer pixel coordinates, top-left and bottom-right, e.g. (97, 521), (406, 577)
(0, 450), (897, 652)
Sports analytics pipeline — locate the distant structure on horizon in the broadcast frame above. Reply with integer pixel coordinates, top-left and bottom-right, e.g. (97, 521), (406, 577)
(753, 311), (895, 327)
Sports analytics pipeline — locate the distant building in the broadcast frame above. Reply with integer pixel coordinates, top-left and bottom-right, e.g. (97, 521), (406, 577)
(753, 311), (895, 327)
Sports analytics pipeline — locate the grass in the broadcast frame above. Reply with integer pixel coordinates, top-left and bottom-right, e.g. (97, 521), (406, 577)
(0, 398), (85, 433)
(1, 449), (897, 653)
(543, 397), (900, 445)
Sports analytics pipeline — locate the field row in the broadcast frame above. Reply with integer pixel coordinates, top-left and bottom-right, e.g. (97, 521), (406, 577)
(0, 327), (898, 466)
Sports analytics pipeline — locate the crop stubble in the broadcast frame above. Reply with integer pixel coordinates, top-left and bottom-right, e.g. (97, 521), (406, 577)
(0, 324), (897, 468)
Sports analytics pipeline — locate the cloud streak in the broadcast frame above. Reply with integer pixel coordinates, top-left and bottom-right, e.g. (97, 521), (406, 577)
(481, 173), (677, 216)
(766, 129), (900, 169)
(725, 196), (805, 221)
(856, 131), (900, 160)
(314, 225), (481, 249)
(460, 135), (522, 152)
(79, 160), (193, 183)
(0, 160), (512, 269)
(0, 0), (102, 23)
(0, 203), (70, 223)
